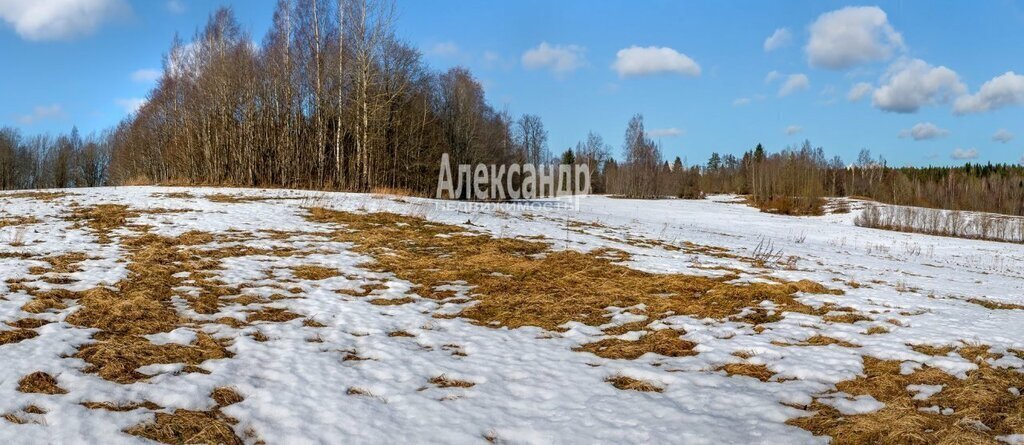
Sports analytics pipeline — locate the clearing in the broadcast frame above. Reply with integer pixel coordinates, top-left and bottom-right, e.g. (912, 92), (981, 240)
(0, 187), (1022, 444)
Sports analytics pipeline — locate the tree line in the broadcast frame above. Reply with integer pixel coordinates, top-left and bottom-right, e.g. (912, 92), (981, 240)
(0, 127), (111, 190)
(601, 135), (1024, 216)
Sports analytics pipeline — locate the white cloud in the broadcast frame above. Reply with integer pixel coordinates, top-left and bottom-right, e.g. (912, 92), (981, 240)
(847, 82), (873, 102)
(806, 6), (904, 70)
(951, 147), (978, 160)
(427, 41), (460, 58)
(992, 129), (1015, 143)
(764, 70), (781, 84)
(116, 97), (146, 114)
(785, 125), (803, 136)
(763, 28), (792, 52)
(872, 58), (965, 113)
(953, 72), (1024, 115)
(131, 68), (161, 83)
(15, 104), (64, 125)
(522, 42), (586, 76)
(166, 0), (185, 14)
(0, 0), (130, 41)
(647, 128), (685, 138)
(732, 94), (765, 106)
(898, 122), (950, 140)
(611, 46), (700, 78)
(778, 73), (810, 97)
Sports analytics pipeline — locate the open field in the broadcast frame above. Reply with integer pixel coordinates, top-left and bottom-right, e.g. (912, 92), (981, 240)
(1, 187), (1023, 444)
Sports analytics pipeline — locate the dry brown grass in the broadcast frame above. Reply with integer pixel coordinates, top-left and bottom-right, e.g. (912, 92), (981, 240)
(606, 375), (663, 392)
(205, 193), (301, 204)
(5, 318), (51, 329)
(2, 413), (27, 424)
(787, 356), (1024, 444)
(124, 381), (246, 443)
(125, 409), (242, 445)
(150, 191), (195, 199)
(968, 298), (1024, 311)
(51, 228), (242, 383)
(6, 202), (317, 396)
(17, 371), (67, 394)
(574, 329), (697, 360)
(291, 265), (341, 280)
(0, 328), (38, 346)
(387, 330), (415, 338)
(428, 375), (475, 388)
(442, 344), (467, 357)
(46, 216), (316, 384)
(719, 363), (776, 381)
(336, 282), (389, 297)
(911, 344), (956, 356)
(211, 387), (244, 407)
(368, 297), (415, 306)
(1, 406), (46, 424)
(601, 320), (649, 336)
(29, 252), (88, 274)
(1, 191), (69, 201)
(246, 307), (301, 323)
(214, 317), (247, 329)
(305, 208), (836, 336)
(822, 312), (873, 324)
(64, 234), (198, 329)
(23, 405), (45, 415)
(261, 229), (325, 240)
(20, 288), (72, 313)
(775, 335), (860, 348)
(864, 326), (890, 335)
(0, 215), (39, 228)
(341, 350), (368, 361)
(81, 401), (162, 411)
(302, 318), (327, 328)
(779, 279), (845, 295)
(803, 335), (860, 348)
(911, 343), (1004, 364)
(76, 333), (232, 384)
(250, 330), (269, 342)
(205, 193), (253, 203)
(185, 279), (242, 315)
(66, 204), (139, 243)
(346, 387), (374, 397)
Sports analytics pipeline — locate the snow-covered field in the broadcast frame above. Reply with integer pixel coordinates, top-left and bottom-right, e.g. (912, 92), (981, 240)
(1, 186), (1022, 444)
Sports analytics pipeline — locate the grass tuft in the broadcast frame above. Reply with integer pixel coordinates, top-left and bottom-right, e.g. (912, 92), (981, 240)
(211, 387), (244, 407)
(17, 371), (67, 394)
(574, 329), (696, 360)
(0, 328), (38, 346)
(606, 375), (663, 392)
(428, 375), (475, 388)
(124, 409), (242, 445)
(81, 401), (162, 411)
(719, 363), (776, 382)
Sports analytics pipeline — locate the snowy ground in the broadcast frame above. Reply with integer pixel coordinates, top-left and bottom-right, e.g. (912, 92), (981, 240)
(1, 187), (1022, 444)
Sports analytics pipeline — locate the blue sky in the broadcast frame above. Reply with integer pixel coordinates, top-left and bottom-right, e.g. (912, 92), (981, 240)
(1, 0), (1022, 166)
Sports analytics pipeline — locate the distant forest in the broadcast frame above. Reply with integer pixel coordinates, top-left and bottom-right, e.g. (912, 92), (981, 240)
(1, 0), (1023, 216)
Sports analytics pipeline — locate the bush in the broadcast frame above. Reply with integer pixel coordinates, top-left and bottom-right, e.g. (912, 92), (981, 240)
(854, 205), (1024, 244)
